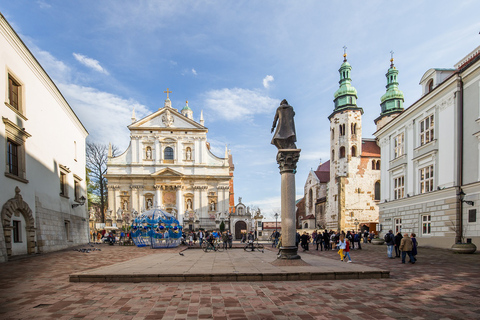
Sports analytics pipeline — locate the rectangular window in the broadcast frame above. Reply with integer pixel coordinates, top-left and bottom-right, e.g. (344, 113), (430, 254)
(13, 220), (21, 243)
(422, 215), (431, 235)
(394, 133), (404, 158)
(7, 139), (19, 176)
(394, 176), (405, 200)
(420, 115), (434, 146)
(469, 209), (477, 223)
(8, 75), (20, 110)
(394, 218), (402, 234)
(419, 165), (434, 194)
(74, 179), (80, 201)
(60, 172), (67, 196)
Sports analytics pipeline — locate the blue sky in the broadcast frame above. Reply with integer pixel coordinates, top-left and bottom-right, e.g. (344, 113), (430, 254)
(2, 1), (480, 220)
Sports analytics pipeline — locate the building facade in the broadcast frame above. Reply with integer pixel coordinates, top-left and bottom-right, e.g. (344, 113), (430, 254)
(375, 45), (480, 249)
(303, 161), (329, 229)
(0, 14), (89, 262)
(104, 96), (235, 232)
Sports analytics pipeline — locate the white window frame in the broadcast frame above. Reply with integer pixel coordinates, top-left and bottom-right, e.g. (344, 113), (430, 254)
(393, 176), (405, 200)
(422, 215), (431, 235)
(394, 133), (404, 158)
(394, 218), (402, 234)
(419, 114), (434, 146)
(419, 165), (434, 194)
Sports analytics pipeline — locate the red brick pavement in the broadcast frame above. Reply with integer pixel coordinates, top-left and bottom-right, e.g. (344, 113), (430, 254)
(0, 242), (479, 319)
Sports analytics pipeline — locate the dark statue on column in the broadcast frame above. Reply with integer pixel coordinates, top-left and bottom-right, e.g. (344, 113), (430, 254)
(271, 99), (297, 150)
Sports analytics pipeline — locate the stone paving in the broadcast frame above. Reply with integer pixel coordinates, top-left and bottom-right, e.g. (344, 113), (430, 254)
(70, 247), (388, 283)
(0, 241), (479, 319)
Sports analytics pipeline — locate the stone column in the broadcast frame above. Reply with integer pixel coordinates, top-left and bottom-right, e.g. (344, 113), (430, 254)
(276, 149), (301, 260)
(176, 186), (184, 225)
(130, 185), (138, 212)
(107, 185), (115, 212)
(154, 185), (162, 208)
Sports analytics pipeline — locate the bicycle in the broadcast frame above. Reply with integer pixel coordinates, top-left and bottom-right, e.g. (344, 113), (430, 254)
(244, 239), (264, 253)
(202, 240), (222, 252)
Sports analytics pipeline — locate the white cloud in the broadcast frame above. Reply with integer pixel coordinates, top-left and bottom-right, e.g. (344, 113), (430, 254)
(58, 83), (150, 151)
(191, 68), (197, 75)
(73, 53), (109, 75)
(263, 75), (274, 89)
(203, 88), (280, 121)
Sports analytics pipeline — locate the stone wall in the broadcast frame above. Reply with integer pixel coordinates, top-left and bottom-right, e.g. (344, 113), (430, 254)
(35, 198), (89, 253)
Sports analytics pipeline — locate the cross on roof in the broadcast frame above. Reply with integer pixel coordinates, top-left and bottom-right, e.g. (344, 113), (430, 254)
(343, 46), (347, 61)
(164, 88), (172, 99)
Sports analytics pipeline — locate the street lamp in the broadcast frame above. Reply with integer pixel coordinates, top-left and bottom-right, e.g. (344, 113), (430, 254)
(458, 190), (475, 206)
(354, 218), (359, 232)
(274, 212), (279, 234)
(72, 195), (86, 208)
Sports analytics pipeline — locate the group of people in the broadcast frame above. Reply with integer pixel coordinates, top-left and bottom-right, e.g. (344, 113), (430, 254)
(185, 229), (234, 250)
(292, 229), (370, 253)
(384, 230), (418, 264)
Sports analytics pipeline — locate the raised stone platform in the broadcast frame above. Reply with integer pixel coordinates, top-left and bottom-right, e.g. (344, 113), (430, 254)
(70, 249), (389, 283)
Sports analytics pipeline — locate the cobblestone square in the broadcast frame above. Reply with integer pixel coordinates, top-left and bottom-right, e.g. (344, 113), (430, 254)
(0, 243), (479, 319)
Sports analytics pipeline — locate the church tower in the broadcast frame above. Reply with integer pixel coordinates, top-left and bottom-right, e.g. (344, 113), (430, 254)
(375, 52), (404, 130)
(328, 48), (363, 178)
(327, 48), (364, 231)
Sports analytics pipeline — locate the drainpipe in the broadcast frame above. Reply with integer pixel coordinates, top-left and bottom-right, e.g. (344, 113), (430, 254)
(455, 75), (464, 243)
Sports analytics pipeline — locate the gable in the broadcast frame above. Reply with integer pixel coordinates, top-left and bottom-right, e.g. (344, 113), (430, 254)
(151, 168), (184, 177)
(129, 107), (206, 131)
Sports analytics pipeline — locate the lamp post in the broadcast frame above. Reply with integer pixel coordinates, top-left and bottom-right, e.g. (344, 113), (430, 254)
(354, 218), (359, 232)
(274, 212), (279, 234)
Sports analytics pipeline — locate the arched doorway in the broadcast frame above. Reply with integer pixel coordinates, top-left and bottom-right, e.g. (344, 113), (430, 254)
(1, 187), (36, 260)
(235, 221), (247, 240)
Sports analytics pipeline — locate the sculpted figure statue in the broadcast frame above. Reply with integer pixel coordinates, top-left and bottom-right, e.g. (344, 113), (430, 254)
(271, 99), (297, 149)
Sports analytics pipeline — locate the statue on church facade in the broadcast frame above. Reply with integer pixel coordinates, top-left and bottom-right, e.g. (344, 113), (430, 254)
(271, 99), (297, 150)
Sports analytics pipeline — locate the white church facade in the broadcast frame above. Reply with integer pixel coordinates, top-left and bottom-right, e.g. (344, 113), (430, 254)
(105, 94), (235, 231)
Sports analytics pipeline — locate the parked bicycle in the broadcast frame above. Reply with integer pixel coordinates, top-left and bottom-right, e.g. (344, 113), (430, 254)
(202, 239), (223, 252)
(244, 239), (264, 253)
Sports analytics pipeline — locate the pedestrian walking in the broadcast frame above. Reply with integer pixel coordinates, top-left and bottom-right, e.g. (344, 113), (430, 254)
(394, 232), (403, 258)
(337, 234), (346, 261)
(411, 233), (418, 260)
(344, 239), (353, 262)
(384, 230), (395, 258)
(399, 233), (416, 264)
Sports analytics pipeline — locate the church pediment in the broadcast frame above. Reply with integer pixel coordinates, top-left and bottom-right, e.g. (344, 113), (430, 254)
(129, 107), (206, 130)
(152, 168), (184, 177)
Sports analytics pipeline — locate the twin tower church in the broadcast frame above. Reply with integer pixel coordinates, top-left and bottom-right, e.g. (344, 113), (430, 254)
(303, 50), (405, 233)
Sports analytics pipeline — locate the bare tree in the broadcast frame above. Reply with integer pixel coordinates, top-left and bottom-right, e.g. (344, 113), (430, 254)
(86, 141), (117, 223)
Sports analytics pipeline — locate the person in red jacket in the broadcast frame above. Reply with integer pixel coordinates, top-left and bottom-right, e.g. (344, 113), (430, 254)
(344, 239), (353, 263)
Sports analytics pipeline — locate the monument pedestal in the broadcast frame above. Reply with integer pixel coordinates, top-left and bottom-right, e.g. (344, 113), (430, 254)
(276, 149), (301, 260)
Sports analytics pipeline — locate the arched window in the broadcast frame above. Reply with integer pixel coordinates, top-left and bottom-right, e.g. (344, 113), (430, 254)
(351, 123), (356, 135)
(332, 150), (335, 161)
(372, 160), (376, 170)
(340, 146), (346, 159)
(374, 181), (381, 201)
(376, 160), (381, 170)
(331, 128), (334, 140)
(304, 222), (309, 229)
(164, 147), (174, 160)
(351, 146), (357, 157)
(427, 79), (434, 93)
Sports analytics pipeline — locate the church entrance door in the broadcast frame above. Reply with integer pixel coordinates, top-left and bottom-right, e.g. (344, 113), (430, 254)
(235, 221), (246, 240)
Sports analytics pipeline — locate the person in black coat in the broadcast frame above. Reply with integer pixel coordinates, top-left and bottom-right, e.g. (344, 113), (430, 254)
(394, 232), (403, 257)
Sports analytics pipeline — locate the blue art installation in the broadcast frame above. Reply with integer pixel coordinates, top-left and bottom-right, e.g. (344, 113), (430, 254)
(130, 208), (182, 248)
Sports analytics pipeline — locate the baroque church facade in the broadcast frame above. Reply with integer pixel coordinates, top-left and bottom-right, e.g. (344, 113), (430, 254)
(104, 93), (235, 232)
(303, 52), (381, 232)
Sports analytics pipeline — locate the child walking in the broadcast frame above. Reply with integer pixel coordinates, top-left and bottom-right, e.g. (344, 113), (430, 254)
(337, 234), (346, 261)
(344, 239), (353, 263)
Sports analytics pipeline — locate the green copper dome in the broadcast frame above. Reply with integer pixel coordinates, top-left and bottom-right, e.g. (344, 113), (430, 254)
(380, 59), (404, 116)
(182, 100), (192, 111)
(332, 54), (361, 114)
